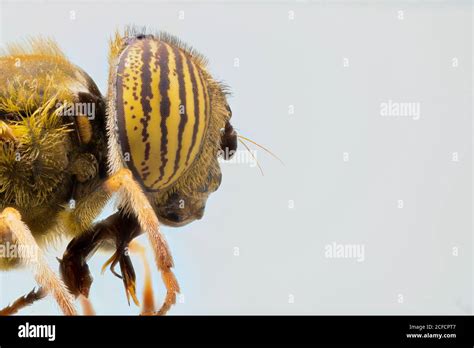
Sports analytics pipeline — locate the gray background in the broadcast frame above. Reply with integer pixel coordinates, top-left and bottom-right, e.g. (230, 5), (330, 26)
(0, 0), (472, 315)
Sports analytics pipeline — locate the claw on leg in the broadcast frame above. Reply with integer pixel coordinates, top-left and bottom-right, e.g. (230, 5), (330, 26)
(0, 287), (47, 316)
(60, 210), (143, 311)
(119, 250), (140, 306)
(0, 208), (77, 315)
(100, 249), (121, 278)
(95, 213), (141, 307)
(129, 241), (155, 315)
(104, 168), (180, 315)
(100, 245), (140, 306)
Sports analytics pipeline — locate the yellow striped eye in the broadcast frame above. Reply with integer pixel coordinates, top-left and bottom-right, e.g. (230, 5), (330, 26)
(114, 37), (210, 192)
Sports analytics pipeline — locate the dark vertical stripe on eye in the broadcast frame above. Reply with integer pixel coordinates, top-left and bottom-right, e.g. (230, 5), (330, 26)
(185, 59), (200, 166)
(143, 142), (151, 179)
(156, 42), (171, 183)
(197, 70), (210, 161)
(196, 68), (209, 126)
(164, 47), (188, 186)
(116, 46), (141, 186)
(194, 68), (209, 159)
(139, 40), (153, 169)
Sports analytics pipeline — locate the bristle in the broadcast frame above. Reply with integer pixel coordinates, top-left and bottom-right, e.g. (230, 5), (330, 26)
(0, 37), (66, 59)
(0, 95), (73, 208)
(108, 26), (208, 69)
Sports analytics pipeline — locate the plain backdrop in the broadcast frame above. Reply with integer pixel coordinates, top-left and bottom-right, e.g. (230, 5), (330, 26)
(0, 0), (472, 315)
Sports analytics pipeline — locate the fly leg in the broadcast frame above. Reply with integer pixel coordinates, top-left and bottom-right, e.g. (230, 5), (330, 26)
(0, 208), (77, 315)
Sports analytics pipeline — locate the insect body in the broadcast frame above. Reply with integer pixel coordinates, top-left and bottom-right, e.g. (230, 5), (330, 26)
(0, 29), (237, 315)
(0, 40), (109, 315)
